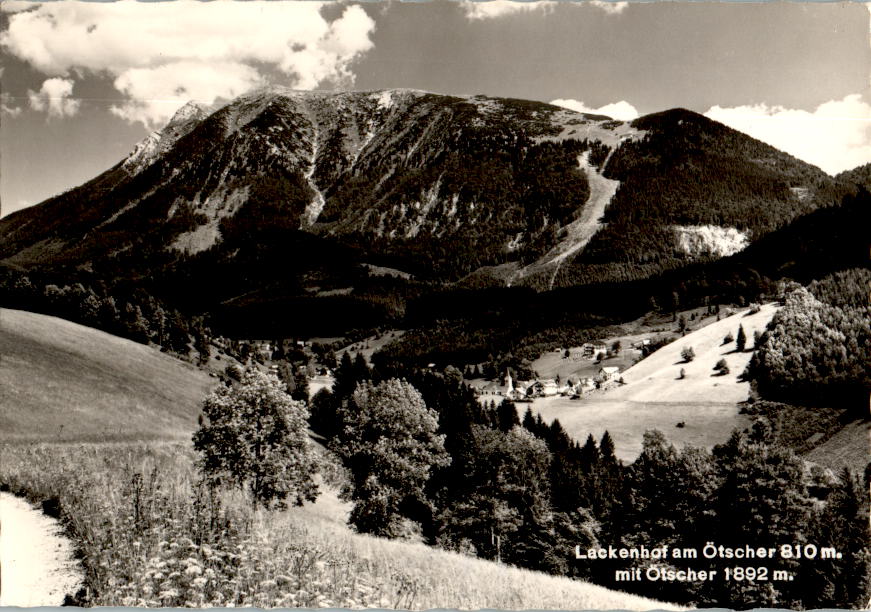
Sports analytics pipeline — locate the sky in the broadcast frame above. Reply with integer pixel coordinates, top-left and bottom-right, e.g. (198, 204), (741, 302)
(1, 0), (869, 218)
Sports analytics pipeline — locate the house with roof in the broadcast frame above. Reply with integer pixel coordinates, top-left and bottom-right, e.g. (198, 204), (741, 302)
(597, 366), (621, 384)
(539, 379), (559, 396)
(582, 342), (608, 360)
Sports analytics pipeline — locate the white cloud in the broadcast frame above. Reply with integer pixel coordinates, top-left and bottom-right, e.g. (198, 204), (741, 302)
(1, 1), (376, 127)
(461, 1), (556, 20)
(110, 61), (263, 125)
(461, 0), (626, 19)
(704, 94), (871, 175)
(28, 77), (80, 117)
(588, 1), (628, 15)
(550, 98), (639, 121)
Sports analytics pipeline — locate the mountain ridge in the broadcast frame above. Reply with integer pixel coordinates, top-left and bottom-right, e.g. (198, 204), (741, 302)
(0, 88), (860, 329)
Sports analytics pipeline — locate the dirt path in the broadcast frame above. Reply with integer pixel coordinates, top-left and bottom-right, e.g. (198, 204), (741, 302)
(0, 492), (84, 606)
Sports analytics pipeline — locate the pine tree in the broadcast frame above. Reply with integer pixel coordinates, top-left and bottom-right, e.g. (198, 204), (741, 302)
(522, 407), (536, 431)
(599, 431), (616, 465)
(736, 324), (747, 352)
(497, 400), (520, 432)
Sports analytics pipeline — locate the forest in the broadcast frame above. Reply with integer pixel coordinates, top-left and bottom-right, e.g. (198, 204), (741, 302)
(748, 269), (870, 412)
(553, 111), (860, 288)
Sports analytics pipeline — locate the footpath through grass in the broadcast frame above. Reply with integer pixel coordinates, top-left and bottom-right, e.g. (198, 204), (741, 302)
(0, 442), (678, 610)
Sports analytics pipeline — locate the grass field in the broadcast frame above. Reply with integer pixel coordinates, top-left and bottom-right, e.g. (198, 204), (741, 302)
(0, 308), (217, 443)
(531, 349), (640, 384)
(530, 305), (734, 382)
(526, 304), (780, 460)
(336, 330), (405, 365)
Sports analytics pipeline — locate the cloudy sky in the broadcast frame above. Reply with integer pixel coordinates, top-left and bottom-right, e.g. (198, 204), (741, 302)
(1, 0), (869, 217)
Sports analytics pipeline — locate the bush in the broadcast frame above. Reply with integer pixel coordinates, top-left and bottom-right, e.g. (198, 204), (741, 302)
(680, 346), (695, 362)
(723, 332), (734, 345)
(714, 358), (730, 375)
(193, 368), (320, 508)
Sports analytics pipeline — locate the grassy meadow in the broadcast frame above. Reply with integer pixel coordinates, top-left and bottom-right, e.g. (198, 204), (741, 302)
(0, 443), (678, 610)
(0, 308), (216, 442)
(526, 305), (779, 460)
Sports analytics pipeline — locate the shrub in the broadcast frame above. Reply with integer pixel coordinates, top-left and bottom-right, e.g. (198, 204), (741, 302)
(680, 346), (695, 362)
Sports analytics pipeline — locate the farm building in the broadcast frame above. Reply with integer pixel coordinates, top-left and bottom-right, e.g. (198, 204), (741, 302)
(597, 366), (621, 383)
(567, 343), (608, 361)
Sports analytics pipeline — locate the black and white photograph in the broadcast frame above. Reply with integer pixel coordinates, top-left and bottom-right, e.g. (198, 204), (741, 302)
(0, 0), (869, 609)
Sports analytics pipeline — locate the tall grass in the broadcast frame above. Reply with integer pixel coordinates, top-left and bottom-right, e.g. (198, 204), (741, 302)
(0, 443), (678, 610)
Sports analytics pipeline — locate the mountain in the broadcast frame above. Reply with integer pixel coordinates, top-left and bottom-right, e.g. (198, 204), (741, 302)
(0, 88), (859, 334)
(121, 101), (210, 175)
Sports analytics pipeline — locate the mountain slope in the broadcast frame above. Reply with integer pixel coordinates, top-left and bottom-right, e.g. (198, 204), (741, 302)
(0, 89), (858, 333)
(552, 108), (855, 288)
(0, 308), (216, 442)
(836, 162), (871, 190)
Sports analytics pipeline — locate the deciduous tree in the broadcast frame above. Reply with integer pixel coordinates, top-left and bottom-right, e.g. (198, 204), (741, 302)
(334, 378), (450, 537)
(193, 368), (319, 508)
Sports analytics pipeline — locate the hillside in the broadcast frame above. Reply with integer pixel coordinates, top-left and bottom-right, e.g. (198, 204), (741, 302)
(525, 304), (779, 460)
(0, 304), (680, 610)
(0, 308), (216, 442)
(608, 303), (778, 404)
(0, 439), (681, 611)
(836, 162), (871, 190)
(277, 499), (682, 611)
(553, 109), (856, 288)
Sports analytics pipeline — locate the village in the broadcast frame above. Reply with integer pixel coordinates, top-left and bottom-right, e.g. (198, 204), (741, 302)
(470, 340), (639, 402)
(209, 309), (705, 407)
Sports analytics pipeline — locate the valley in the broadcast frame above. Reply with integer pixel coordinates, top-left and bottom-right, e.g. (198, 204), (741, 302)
(0, 309), (678, 610)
